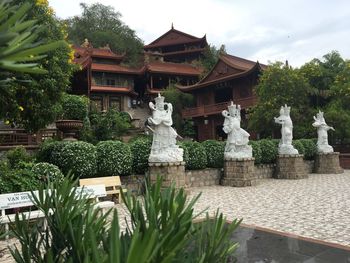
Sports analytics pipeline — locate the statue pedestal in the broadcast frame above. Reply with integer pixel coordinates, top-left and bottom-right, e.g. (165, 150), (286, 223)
(314, 152), (343, 174)
(222, 158), (256, 187)
(275, 154), (308, 179)
(148, 162), (186, 188)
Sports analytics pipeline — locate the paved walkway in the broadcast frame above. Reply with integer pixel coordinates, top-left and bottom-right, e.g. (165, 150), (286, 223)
(1, 171), (349, 262)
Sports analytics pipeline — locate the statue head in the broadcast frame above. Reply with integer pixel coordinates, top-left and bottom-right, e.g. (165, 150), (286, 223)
(275, 104), (292, 125)
(154, 93), (165, 111)
(227, 101), (241, 119)
(313, 110), (326, 127)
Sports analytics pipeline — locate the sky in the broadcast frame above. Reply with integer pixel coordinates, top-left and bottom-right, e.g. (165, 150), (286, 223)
(49, 0), (350, 67)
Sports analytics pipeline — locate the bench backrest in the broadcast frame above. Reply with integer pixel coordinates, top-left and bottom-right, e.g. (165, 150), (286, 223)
(0, 185), (107, 212)
(79, 176), (122, 196)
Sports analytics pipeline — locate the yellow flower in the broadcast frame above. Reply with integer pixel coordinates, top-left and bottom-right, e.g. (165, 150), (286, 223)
(47, 7), (54, 16)
(36, 0), (48, 6)
(19, 106), (24, 111)
(5, 120), (10, 125)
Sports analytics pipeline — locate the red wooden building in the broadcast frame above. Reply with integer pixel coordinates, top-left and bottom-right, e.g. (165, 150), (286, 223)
(179, 53), (266, 141)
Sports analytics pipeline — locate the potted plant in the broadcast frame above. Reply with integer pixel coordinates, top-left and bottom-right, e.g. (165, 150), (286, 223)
(55, 94), (88, 141)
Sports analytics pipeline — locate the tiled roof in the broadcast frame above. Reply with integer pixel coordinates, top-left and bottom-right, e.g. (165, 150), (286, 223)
(73, 46), (124, 60)
(91, 63), (143, 75)
(178, 62), (262, 91)
(91, 85), (138, 96)
(220, 53), (267, 71)
(144, 28), (207, 48)
(146, 61), (202, 76)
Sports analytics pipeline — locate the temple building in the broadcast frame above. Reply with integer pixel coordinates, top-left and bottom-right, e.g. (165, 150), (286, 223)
(71, 27), (207, 127)
(179, 53), (266, 141)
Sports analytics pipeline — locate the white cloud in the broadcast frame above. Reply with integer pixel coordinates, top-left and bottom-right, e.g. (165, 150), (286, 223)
(49, 0), (350, 66)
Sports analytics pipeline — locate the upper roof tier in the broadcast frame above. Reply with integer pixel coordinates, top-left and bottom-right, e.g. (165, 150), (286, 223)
(178, 53), (267, 91)
(144, 26), (207, 49)
(146, 61), (202, 76)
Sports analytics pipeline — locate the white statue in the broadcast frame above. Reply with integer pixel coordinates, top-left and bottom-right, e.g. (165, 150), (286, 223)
(148, 93), (183, 163)
(274, 104), (299, 155)
(222, 101), (252, 159)
(312, 110), (334, 153)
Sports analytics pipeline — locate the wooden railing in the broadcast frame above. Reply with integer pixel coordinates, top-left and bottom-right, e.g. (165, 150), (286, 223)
(182, 96), (257, 118)
(0, 128), (58, 146)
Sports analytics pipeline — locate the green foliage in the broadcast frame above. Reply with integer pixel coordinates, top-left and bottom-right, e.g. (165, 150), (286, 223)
(0, 1), (66, 78)
(249, 62), (313, 138)
(6, 146), (31, 169)
(96, 140), (132, 176)
(84, 109), (131, 142)
(249, 141), (262, 164)
(58, 94), (88, 120)
(180, 141), (207, 170)
(66, 3), (143, 66)
(258, 139), (278, 164)
(183, 119), (196, 138)
(31, 162), (63, 183)
(0, 162), (39, 194)
(54, 141), (97, 178)
(292, 140), (305, 156)
(10, 175), (240, 262)
(1, 0), (75, 131)
(130, 136), (152, 174)
(299, 139), (317, 160)
(197, 44), (224, 76)
(162, 86), (194, 136)
(36, 138), (60, 163)
(202, 140), (224, 168)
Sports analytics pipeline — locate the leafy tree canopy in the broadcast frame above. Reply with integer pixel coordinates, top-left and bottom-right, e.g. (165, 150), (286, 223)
(249, 62), (314, 138)
(1, 0), (75, 132)
(65, 3), (144, 66)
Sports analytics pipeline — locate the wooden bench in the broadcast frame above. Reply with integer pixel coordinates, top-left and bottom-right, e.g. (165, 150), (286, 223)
(0, 185), (114, 239)
(79, 176), (127, 203)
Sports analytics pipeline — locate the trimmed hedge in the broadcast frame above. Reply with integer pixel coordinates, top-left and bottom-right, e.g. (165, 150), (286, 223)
(299, 139), (317, 160)
(6, 146), (31, 169)
(54, 141), (97, 178)
(32, 162), (64, 183)
(180, 141), (207, 170)
(130, 137), (152, 174)
(258, 139), (278, 164)
(97, 141), (132, 176)
(292, 140), (305, 156)
(249, 141), (262, 164)
(202, 140), (225, 168)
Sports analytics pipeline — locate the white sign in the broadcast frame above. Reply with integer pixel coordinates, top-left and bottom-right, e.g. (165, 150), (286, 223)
(0, 185), (107, 210)
(0, 191), (38, 210)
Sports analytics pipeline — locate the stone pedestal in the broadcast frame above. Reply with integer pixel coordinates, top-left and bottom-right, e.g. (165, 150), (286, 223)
(314, 152), (343, 174)
(148, 162), (186, 188)
(275, 154), (308, 179)
(222, 158), (256, 187)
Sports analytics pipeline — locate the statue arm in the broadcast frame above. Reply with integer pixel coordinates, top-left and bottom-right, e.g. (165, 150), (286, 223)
(149, 102), (156, 111)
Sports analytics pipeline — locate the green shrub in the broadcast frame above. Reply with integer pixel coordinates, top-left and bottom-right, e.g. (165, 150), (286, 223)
(299, 139), (317, 160)
(0, 166), (39, 194)
(59, 94), (88, 120)
(36, 139), (60, 163)
(97, 141), (132, 176)
(31, 162), (63, 183)
(258, 139), (278, 164)
(180, 141), (207, 170)
(202, 140), (224, 168)
(130, 137), (152, 174)
(55, 141), (97, 178)
(249, 141), (262, 164)
(6, 146), (31, 169)
(292, 140), (305, 156)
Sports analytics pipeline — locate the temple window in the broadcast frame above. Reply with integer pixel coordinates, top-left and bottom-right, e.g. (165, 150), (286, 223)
(109, 96), (121, 111)
(90, 96), (103, 112)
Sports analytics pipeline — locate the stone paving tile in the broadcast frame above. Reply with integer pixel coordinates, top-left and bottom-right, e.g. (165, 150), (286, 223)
(188, 171), (350, 247)
(1, 171), (350, 262)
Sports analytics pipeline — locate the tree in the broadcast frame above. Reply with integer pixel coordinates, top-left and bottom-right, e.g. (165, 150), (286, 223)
(249, 62), (314, 138)
(1, 0), (75, 132)
(197, 44), (225, 77)
(162, 85), (194, 137)
(300, 51), (346, 108)
(66, 3), (143, 66)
